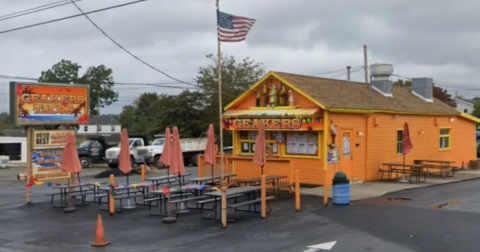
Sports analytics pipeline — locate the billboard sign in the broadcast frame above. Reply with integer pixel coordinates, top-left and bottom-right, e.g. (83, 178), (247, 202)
(10, 82), (89, 125)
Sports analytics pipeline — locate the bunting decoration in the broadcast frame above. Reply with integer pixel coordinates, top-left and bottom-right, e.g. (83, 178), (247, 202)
(196, 182), (207, 190)
(162, 187), (169, 195)
(26, 178), (55, 188)
(108, 184), (116, 197)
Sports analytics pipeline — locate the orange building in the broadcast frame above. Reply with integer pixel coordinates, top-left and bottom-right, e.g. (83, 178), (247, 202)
(200, 71), (480, 187)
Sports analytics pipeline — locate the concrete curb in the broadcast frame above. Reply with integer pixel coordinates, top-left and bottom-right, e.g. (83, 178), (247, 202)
(298, 174), (480, 203)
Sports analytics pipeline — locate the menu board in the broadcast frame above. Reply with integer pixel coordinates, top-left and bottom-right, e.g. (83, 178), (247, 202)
(286, 132), (318, 155)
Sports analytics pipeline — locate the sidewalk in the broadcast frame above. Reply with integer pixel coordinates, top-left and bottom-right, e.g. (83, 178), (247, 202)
(301, 170), (480, 201)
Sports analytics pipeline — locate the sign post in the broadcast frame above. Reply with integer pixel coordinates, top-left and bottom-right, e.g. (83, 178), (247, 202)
(10, 81), (90, 204)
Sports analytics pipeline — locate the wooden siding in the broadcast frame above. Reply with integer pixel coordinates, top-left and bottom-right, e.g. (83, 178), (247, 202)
(366, 114), (476, 180)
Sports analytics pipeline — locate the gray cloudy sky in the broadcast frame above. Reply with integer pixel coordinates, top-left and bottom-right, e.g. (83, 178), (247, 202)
(1, 0), (479, 115)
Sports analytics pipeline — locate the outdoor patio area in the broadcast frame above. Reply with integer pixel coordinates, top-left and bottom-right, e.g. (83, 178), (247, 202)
(302, 170), (480, 201)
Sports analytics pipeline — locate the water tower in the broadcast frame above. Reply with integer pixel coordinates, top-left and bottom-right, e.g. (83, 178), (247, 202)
(369, 63), (394, 97)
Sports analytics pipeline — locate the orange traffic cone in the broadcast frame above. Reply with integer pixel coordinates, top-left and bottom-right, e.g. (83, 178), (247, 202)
(91, 214), (110, 247)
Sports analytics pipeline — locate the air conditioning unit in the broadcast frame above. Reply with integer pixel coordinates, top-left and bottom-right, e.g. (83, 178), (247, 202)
(0, 156), (10, 169)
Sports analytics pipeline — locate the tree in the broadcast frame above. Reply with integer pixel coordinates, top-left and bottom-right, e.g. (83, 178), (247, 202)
(38, 59), (118, 115)
(148, 90), (207, 137)
(392, 79), (412, 86)
(392, 79), (456, 107)
(195, 54), (265, 134)
(433, 86), (456, 107)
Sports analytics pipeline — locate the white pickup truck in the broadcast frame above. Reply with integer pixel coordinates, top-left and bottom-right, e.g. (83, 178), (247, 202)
(136, 137), (208, 168)
(105, 135), (148, 169)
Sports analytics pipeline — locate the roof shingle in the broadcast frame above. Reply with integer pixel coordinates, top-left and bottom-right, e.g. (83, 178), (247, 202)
(274, 71), (460, 115)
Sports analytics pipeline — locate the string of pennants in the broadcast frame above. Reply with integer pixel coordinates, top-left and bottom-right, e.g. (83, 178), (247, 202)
(27, 179), (237, 196)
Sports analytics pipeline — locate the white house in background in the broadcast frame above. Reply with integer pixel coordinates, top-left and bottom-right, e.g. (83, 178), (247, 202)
(76, 115), (121, 136)
(453, 98), (476, 114)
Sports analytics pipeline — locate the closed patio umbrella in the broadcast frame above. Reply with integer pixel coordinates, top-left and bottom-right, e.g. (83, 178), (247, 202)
(204, 124), (216, 184)
(170, 127), (186, 185)
(60, 132), (83, 213)
(400, 122), (413, 183)
(118, 129), (134, 208)
(253, 124), (266, 175)
(159, 128), (172, 183)
(163, 127), (187, 222)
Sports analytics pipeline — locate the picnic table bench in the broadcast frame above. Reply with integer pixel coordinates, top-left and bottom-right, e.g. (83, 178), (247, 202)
(237, 175), (293, 198)
(96, 183), (155, 213)
(49, 182), (105, 208)
(414, 160), (456, 178)
(203, 186), (275, 222)
(188, 174), (236, 185)
(380, 163), (427, 183)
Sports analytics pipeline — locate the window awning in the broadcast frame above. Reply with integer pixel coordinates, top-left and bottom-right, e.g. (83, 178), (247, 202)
(222, 108), (321, 118)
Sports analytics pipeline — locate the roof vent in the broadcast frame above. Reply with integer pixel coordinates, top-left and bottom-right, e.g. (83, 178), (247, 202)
(370, 63), (394, 97)
(411, 78), (433, 102)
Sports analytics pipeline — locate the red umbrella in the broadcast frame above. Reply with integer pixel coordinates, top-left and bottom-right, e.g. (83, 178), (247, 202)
(400, 122), (413, 182)
(170, 127), (186, 177)
(61, 133), (82, 174)
(402, 122), (413, 155)
(204, 124), (216, 182)
(119, 129), (132, 175)
(169, 127), (187, 216)
(159, 128), (172, 168)
(253, 124), (266, 175)
(60, 132), (82, 213)
(119, 129), (134, 208)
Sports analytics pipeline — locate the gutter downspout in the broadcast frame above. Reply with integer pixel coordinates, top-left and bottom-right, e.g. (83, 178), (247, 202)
(323, 110), (329, 206)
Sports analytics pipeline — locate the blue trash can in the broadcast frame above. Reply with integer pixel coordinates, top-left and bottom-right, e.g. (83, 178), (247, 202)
(332, 184), (350, 205)
(332, 171), (350, 205)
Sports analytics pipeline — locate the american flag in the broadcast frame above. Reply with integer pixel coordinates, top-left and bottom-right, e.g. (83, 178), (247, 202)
(217, 10), (256, 42)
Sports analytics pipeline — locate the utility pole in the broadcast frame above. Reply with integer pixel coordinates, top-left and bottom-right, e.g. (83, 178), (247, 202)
(363, 45), (369, 83)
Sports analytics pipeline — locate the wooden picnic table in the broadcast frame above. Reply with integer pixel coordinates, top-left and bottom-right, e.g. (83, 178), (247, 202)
(381, 163), (427, 184)
(414, 159), (455, 178)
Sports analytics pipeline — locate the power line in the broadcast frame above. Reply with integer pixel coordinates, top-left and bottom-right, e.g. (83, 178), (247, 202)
(0, 0), (148, 35)
(0, 74), (195, 88)
(68, 0), (196, 87)
(0, 0), (82, 22)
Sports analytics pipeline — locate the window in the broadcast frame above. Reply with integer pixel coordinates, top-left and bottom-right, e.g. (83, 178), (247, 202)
(84, 126), (88, 132)
(285, 132), (318, 156)
(464, 108), (468, 113)
(98, 126), (102, 132)
(439, 128), (451, 150)
(396, 130), (403, 154)
(111, 125), (115, 132)
(134, 140), (143, 147)
(238, 131), (278, 155)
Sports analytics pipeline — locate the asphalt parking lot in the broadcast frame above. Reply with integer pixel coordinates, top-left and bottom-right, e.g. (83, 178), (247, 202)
(2, 167), (480, 252)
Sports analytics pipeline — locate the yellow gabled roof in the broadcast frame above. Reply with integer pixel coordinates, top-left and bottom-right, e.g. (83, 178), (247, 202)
(224, 71), (326, 111)
(460, 113), (480, 124)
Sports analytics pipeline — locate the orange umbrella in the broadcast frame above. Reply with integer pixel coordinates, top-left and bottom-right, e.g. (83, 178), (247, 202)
(61, 133), (82, 174)
(204, 124), (216, 181)
(119, 129), (131, 175)
(170, 127), (186, 176)
(60, 132), (82, 213)
(253, 124), (266, 175)
(159, 128), (172, 168)
(169, 127), (187, 215)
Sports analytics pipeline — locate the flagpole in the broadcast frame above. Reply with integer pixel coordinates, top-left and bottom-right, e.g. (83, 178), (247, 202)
(216, 0), (227, 228)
